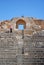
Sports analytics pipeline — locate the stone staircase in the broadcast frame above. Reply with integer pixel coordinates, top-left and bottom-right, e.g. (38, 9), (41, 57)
(0, 31), (44, 65)
(0, 32), (17, 65)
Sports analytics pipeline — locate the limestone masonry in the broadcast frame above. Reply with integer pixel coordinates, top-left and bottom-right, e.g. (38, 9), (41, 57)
(0, 17), (44, 34)
(0, 17), (44, 65)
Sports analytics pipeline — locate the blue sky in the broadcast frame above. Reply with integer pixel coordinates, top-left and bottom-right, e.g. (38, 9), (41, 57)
(18, 24), (24, 30)
(0, 0), (44, 20)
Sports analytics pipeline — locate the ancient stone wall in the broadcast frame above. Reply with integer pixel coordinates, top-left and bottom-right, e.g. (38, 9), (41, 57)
(0, 17), (44, 36)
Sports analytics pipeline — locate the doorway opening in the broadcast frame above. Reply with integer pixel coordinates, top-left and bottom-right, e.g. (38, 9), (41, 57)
(16, 19), (26, 30)
(16, 19), (26, 39)
(18, 24), (24, 30)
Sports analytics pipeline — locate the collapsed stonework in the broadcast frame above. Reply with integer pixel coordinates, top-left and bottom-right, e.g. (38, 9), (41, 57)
(0, 17), (44, 65)
(0, 17), (44, 34)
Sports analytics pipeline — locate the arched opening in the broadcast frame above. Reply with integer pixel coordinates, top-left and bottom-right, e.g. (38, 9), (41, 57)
(16, 19), (26, 30)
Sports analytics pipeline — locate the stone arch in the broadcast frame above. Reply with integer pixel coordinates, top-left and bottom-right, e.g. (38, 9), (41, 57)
(16, 19), (26, 29)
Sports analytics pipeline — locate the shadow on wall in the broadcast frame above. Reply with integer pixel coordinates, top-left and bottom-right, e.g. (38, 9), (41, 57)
(16, 19), (26, 29)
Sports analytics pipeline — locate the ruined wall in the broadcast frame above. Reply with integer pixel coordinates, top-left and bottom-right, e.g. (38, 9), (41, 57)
(0, 17), (44, 34)
(34, 19), (44, 30)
